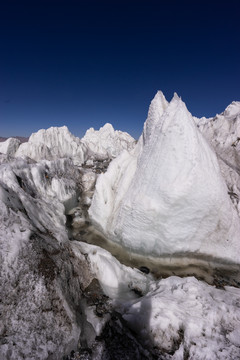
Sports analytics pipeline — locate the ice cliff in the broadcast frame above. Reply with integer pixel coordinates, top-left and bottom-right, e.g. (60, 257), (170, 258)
(89, 92), (240, 267)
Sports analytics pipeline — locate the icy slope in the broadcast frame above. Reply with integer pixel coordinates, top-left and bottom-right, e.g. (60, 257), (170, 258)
(0, 137), (20, 156)
(15, 126), (87, 165)
(89, 92), (240, 265)
(81, 122), (136, 160)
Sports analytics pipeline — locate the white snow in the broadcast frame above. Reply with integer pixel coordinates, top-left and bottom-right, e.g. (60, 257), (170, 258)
(89, 91), (240, 266)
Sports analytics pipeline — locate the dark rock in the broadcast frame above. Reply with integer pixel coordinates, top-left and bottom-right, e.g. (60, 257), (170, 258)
(139, 266), (150, 274)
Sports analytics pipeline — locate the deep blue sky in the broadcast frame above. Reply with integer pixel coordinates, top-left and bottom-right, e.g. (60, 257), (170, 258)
(0, 0), (239, 138)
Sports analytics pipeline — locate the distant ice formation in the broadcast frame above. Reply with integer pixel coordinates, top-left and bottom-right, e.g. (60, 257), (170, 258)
(89, 92), (240, 266)
(81, 123), (136, 160)
(15, 126), (87, 165)
(12, 123), (135, 165)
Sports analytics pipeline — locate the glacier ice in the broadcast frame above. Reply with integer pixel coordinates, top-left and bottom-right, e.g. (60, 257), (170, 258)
(89, 91), (240, 268)
(1, 91), (240, 359)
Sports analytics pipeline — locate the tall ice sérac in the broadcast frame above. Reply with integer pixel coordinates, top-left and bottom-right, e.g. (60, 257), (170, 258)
(89, 91), (240, 264)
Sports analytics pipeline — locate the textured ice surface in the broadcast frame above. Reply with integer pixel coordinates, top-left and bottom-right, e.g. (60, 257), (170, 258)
(89, 92), (240, 265)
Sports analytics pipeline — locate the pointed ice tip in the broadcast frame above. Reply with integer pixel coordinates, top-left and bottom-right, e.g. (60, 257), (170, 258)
(173, 92), (180, 100)
(154, 90), (167, 102)
(223, 101), (240, 118)
(156, 90), (165, 97)
(103, 123), (113, 128)
(151, 91), (169, 108)
(100, 123), (115, 132)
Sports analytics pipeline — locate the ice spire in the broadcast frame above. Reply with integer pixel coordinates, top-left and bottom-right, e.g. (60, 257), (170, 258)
(90, 91), (240, 267)
(143, 90), (169, 144)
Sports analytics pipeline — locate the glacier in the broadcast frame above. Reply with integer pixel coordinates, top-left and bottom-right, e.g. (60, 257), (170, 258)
(1, 92), (240, 359)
